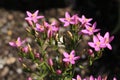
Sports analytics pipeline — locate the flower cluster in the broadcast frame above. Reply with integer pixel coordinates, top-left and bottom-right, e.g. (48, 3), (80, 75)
(9, 10), (115, 80)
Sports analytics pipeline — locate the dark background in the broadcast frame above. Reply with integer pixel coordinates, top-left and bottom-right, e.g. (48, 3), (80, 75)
(0, 0), (120, 79)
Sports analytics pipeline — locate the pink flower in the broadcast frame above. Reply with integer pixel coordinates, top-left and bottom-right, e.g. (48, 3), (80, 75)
(35, 23), (44, 32)
(22, 46), (29, 53)
(78, 15), (92, 27)
(63, 50), (80, 64)
(89, 75), (94, 80)
(9, 37), (26, 47)
(88, 49), (94, 57)
(98, 32), (114, 50)
(59, 12), (74, 27)
(18, 57), (23, 62)
(34, 53), (40, 58)
(71, 14), (80, 25)
(113, 77), (117, 80)
(81, 22), (100, 35)
(96, 75), (102, 80)
(25, 10), (44, 25)
(72, 75), (82, 80)
(27, 77), (32, 80)
(56, 69), (62, 75)
(44, 21), (59, 38)
(48, 58), (53, 66)
(88, 36), (105, 51)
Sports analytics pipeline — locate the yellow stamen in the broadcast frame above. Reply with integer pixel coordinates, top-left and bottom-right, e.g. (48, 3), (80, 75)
(88, 27), (93, 32)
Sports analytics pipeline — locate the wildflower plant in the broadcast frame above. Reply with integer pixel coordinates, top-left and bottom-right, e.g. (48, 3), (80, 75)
(9, 10), (116, 80)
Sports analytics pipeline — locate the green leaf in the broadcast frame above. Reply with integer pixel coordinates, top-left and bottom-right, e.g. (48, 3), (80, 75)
(29, 51), (34, 60)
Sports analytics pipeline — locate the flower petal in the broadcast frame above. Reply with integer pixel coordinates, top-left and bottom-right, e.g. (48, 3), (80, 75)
(74, 56), (80, 60)
(26, 11), (32, 17)
(93, 36), (99, 43)
(94, 29), (100, 33)
(37, 16), (44, 19)
(89, 75), (94, 80)
(92, 22), (97, 29)
(104, 32), (109, 38)
(109, 36), (114, 42)
(63, 52), (69, 58)
(70, 60), (75, 64)
(72, 78), (76, 80)
(81, 30), (89, 34)
(70, 50), (75, 55)
(63, 58), (69, 62)
(95, 47), (100, 51)
(9, 42), (16, 47)
(59, 18), (65, 22)
(106, 44), (112, 50)
(77, 75), (82, 80)
(65, 12), (70, 18)
(34, 10), (39, 17)
(88, 42), (95, 48)
(97, 33), (104, 41)
(64, 22), (69, 27)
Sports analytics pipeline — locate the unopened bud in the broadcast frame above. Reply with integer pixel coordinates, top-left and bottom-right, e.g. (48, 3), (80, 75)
(48, 58), (53, 66)
(88, 49), (94, 57)
(22, 46), (29, 53)
(18, 57), (22, 62)
(56, 69), (62, 75)
(34, 53), (40, 58)
(27, 77), (32, 80)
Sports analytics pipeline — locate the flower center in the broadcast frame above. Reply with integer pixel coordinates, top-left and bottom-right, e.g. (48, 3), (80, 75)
(32, 14), (36, 18)
(16, 40), (21, 46)
(69, 54), (73, 60)
(105, 38), (109, 43)
(77, 78), (81, 80)
(66, 18), (71, 22)
(96, 41), (100, 46)
(88, 27), (93, 32)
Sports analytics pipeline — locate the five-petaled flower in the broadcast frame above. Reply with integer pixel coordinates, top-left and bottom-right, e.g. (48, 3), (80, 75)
(25, 10), (44, 25)
(9, 37), (26, 47)
(63, 50), (80, 64)
(35, 23), (45, 32)
(97, 32), (114, 50)
(88, 36), (105, 51)
(44, 21), (59, 38)
(81, 22), (100, 35)
(79, 15), (92, 27)
(59, 12), (74, 27)
(71, 14), (80, 25)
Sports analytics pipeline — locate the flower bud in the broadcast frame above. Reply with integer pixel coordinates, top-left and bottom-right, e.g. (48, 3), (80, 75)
(18, 57), (22, 62)
(113, 77), (117, 80)
(27, 77), (32, 80)
(22, 46), (28, 53)
(56, 69), (62, 75)
(34, 53), (40, 58)
(88, 49), (94, 57)
(48, 58), (53, 66)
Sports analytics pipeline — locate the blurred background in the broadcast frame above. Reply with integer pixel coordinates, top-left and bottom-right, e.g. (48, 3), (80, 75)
(0, 0), (120, 80)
